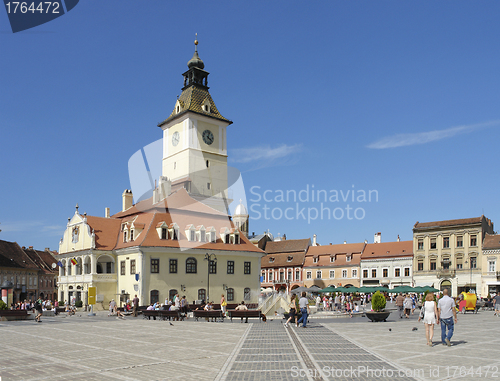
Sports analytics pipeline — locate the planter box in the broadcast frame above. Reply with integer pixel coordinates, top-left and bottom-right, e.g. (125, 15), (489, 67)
(0, 310), (29, 321)
(365, 311), (391, 322)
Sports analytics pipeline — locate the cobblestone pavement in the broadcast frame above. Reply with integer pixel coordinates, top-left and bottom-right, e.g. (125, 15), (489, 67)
(1, 309), (499, 381)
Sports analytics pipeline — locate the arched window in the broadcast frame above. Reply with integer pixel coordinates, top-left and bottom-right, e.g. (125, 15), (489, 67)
(227, 288), (234, 301)
(244, 288), (251, 301)
(169, 289), (177, 302)
(186, 257), (197, 273)
(198, 288), (206, 302)
(150, 289), (159, 304)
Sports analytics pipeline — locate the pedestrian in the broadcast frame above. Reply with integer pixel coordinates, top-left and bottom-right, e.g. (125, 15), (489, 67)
(418, 293), (438, 346)
(34, 299), (43, 323)
(404, 294), (412, 318)
(493, 293), (500, 317)
(395, 293), (405, 319)
(284, 294), (297, 328)
(132, 294), (139, 317)
(221, 294), (227, 317)
(297, 292), (309, 328)
(315, 295), (321, 310)
(437, 289), (458, 346)
(108, 299), (117, 316)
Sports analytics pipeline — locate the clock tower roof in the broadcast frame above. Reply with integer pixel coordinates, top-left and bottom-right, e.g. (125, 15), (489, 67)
(158, 39), (232, 128)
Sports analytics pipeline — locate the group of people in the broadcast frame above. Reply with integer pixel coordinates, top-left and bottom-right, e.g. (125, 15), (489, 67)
(314, 294), (366, 314)
(284, 292), (310, 328)
(395, 293), (418, 319)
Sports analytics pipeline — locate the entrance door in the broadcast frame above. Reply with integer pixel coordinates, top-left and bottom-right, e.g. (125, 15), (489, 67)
(441, 280), (452, 296)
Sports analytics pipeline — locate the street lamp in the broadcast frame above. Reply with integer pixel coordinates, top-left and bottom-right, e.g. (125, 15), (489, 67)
(465, 259), (474, 293)
(204, 253), (217, 302)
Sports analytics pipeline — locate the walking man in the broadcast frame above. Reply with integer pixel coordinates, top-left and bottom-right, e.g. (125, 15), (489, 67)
(132, 294), (139, 317)
(395, 293), (405, 319)
(297, 292), (309, 328)
(437, 288), (457, 346)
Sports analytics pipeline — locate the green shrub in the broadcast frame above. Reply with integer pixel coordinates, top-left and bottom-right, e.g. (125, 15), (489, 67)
(371, 291), (386, 312)
(58, 301), (64, 306)
(75, 300), (83, 308)
(0, 300), (7, 310)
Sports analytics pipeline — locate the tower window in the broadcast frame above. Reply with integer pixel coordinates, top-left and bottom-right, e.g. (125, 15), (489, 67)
(174, 162), (176, 170)
(207, 182), (211, 190)
(206, 160), (209, 168)
(176, 105), (180, 113)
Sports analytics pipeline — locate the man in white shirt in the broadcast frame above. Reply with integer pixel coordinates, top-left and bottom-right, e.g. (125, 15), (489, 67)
(297, 292), (309, 328)
(437, 288), (457, 346)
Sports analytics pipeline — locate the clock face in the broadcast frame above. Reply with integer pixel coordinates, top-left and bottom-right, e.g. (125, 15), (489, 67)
(202, 129), (214, 145)
(172, 131), (180, 147)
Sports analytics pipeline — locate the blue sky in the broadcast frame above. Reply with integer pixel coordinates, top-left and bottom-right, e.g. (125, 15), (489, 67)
(1, 1), (500, 250)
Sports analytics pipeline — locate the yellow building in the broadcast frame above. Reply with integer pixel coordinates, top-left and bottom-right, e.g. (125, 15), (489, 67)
(56, 41), (264, 308)
(412, 216), (494, 296)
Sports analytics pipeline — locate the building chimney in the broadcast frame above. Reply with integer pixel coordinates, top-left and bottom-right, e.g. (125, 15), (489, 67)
(29, 246), (33, 250)
(122, 190), (133, 212)
(313, 234), (317, 246)
(159, 176), (171, 201)
(374, 232), (381, 244)
(45, 248), (50, 252)
(282, 233), (286, 241)
(397, 234), (400, 242)
(22, 246), (26, 249)
(105, 207), (110, 218)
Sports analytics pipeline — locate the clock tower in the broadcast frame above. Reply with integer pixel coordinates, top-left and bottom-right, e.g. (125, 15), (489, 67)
(158, 39), (232, 212)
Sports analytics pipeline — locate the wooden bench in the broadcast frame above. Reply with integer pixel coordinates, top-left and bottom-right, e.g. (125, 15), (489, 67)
(0, 310), (29, 321)
(142, 309), (184, 321)
(228, 310), (262, 322)
(193, 310), (224, 322)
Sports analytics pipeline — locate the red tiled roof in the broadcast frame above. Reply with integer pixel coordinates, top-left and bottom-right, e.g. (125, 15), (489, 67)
(483, 233), (500, 250)
(361, 241), (413, 260)
(261, 252), (305, 268)
(0, 240), (39, 270)
(85, 216), (122, 251)
(264, 239), (310, 254)
(306, 243), (366, 256)
(414, 217), (484, 229)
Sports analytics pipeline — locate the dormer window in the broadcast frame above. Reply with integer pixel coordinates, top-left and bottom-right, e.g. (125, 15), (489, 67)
(206, 227), (216, 243)
(346, 254), (352, 262)
(169, 223), (179, 241)
(330, 255), (335, 263)
(186, 224), (196, 241)
(313, 256), (319, 263)
(161, 228), (168, 240)
(287, 256), (293, 262)
(269, 257), (275, 263)
(220, 227), (230, 244)
(202, 99), (211, 113)
(123, 231), (127, 242)
(197, 226), (206, 243)
(130, 230), (134, 241)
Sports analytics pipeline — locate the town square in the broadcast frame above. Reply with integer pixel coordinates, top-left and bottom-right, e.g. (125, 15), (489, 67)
(2, 1), (500, 380)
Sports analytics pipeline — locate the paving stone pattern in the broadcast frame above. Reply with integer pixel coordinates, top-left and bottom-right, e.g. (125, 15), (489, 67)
(222, 323), (415, 381)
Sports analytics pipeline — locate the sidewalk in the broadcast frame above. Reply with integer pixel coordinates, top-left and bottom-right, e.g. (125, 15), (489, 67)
(0, 307), (498, 380)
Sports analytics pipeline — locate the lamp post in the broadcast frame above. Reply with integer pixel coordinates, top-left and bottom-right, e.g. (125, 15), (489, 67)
(204, 253), (217, 303)
(465, 259), (474, 293)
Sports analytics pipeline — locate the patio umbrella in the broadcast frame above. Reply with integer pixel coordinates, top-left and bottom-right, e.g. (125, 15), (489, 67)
(306, 285), (322, 292)
(344, 286), (359, 293)
(420, 286), (439, 292)
(291, 286), (308, 294)
(319, 286), (337, 293)
(357, 286), (376, 293)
